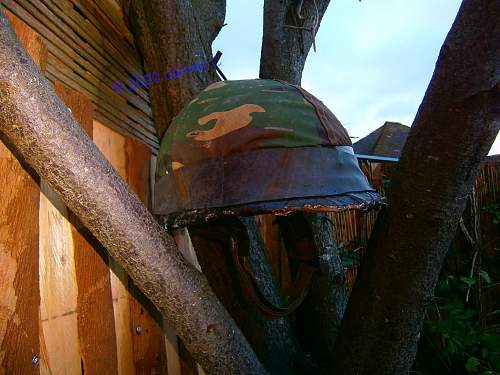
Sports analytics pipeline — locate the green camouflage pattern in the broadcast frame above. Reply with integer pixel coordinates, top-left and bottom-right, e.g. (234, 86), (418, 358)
(157, 79), (351, 177)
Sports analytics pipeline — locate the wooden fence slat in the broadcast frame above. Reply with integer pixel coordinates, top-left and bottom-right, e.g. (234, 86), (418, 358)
(37, 0), (151, 103)
(93, 121), (136, 375)
(33, 0), (142, 80)
(0, 11), (45, 375)
(13, 0), (145, 97)
(95, 0), (135, 45)
(53, 82), (120, 375)
(39, 181), (81, 375)
(0, 136), (41, 375)
(125, 137), (169, 374)
(163, 324), (182, 375)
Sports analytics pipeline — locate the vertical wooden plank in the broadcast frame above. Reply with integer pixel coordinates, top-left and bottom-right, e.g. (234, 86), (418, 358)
(0, 139), (40, 375)
(0, 11), (46, 375)
(125, 138), (168, 375)
(178, 341), (199, 375)
(93, 121), (135, 375)
(150, 155), (157, 211)
(172, 228), (202, 273)
(163, 324), (182, 375)
(39, 182), (81, 375)
(53, 83), (119, 375)
(171, 229), (204, 375)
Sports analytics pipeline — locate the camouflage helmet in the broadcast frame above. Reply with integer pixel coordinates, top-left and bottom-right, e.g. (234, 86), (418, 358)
(154, 79), (382, 227)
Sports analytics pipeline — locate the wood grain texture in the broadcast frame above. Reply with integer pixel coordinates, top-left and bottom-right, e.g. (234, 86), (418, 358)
(125, 137), (169, 375)
(38, 81), (86, 373)
(0, 11), (44, 375)
(53, 82), (120, 375)
(39, 180), (81, 375)
(163, 323), (182, 375)
(1, 5), (266, 373)
(178, 340), (199, 375)
(93, 121), (135, 375)
(1, 0), (158, 151)
(0, 137), (41, 375)
(5, 8), (47, 71)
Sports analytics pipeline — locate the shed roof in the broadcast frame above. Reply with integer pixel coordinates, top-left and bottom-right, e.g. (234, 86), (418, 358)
(353, 121), (410, 157)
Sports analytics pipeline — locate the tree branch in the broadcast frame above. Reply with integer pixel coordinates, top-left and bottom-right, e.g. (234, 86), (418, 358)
(260, 0), (331, 85)
(127, 0), (223, 138)
(299, 213), (348, 368)
(0, 7), (266, 374)
(189, 217), (305, 375)
(127, 2), (305, 372)
(331, 0), (500, 372)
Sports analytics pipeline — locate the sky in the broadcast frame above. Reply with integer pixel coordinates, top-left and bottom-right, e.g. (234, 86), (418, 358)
(213, 0), (500, 155)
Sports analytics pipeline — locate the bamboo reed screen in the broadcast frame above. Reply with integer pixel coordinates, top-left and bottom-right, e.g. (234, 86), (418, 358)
(1, 0), (159, 152)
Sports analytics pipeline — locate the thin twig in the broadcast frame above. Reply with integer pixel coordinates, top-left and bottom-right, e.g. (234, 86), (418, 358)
(283, 0), (320, 52)
(459, 218), (475, 247)
(311, 0), (319, 52)
(466, 250), (479, 302)
(283, 24), (313, 31)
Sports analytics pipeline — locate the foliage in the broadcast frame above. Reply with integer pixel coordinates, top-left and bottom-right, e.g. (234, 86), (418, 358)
(338, 239), (365, 269)
(422, 272), (500, 374)
(483, 200), (500, 225)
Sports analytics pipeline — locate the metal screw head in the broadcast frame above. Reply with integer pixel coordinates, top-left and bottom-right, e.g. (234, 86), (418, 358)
(135, 326), (142, 335)
(31, 356), (39, 366)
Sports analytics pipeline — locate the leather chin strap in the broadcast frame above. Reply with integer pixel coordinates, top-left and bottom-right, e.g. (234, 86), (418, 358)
(229, 233), (316, 319)
(189, 216), (318, 320)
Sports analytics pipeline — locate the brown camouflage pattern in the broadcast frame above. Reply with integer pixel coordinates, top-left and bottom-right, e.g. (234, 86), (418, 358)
(157, 79), (352, 177)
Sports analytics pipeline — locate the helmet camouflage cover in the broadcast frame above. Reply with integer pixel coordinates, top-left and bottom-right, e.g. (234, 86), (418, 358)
(155, 79), (382, 227)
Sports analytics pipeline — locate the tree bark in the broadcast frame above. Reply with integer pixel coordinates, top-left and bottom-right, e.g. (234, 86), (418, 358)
(260, 0), (331, 85)
(331, 1), (500, 373)
(0, 7), (266, 374)
(127, 2), (302, 372)
(189, 218), (300, 374)
(299, 213), (348, 367)
(127, 0), (224, 139)
(260, 0), (346, 366)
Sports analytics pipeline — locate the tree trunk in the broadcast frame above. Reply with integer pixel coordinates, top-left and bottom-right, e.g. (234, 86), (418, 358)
(0, 7), (266, 374)
(126, 1), (301, 373)
(259, 0), (347, 366)
(300, 213), (348, 367)
(189, 218), (300, 374)
(127, 0), (224, 139)
(260, 0), (331, 85)
(331, 1), (500, 373)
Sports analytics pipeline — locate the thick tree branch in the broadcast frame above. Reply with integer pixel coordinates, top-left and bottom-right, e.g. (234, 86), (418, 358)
(260, 0), (331, 85)
(127, 0), (223, 138)
(298, 213), (348, 367)
(260, 2), (346, 366)
(331, 0), (500, 373)
(127, 2), (303, 372)
(189, 217), (305, 375)
(0, 7), (266, 374)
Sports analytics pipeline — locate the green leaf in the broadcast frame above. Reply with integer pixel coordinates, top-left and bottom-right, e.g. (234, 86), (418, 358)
(465, 357), (480, 373)
(479, 270), (492, 284)
(460, 276), (476, 287)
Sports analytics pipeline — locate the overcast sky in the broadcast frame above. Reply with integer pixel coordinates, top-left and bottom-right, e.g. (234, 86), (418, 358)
(213, 0), (500, 155)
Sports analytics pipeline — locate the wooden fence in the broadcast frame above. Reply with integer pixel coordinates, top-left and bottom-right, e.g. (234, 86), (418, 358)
(1, 3), (498, 375)
(0, 10), (200, 375)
